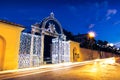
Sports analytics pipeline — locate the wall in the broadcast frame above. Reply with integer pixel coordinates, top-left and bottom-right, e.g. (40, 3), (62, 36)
(79, 48), (100, 61)
(69, 41), (81, 62)
(69, 40), (116, 62)
(0, 22), (24, 70)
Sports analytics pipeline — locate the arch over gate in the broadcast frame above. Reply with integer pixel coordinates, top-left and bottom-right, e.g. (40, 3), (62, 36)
(0, 36), (6, 70)
(40, 12), (63, 35)
(30, 12), (66, 64)
(31, 12), (65, 38)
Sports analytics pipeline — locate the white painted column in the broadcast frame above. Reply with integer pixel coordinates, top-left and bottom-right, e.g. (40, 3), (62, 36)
(40, 34), (44, 64)
(30, 32), (35, 67)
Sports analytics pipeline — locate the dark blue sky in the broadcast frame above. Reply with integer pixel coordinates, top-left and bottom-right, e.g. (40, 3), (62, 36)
(0, 0), (120, 43)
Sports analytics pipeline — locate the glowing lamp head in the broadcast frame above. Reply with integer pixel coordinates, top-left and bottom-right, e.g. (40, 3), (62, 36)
(88, 31), (95, 38)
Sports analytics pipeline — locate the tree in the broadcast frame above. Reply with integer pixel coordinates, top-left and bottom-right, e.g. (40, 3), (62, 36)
(63, 29), (74, 41)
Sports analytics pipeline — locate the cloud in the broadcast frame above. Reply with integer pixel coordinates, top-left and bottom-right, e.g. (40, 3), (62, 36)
(2, 17), (9, 20)
(89, 24), (95, 29)
(105, 9), (117, 20)
(114, 21), (120, 25)
(69, 6), (77, 12)
(106, 9), (117, 16)
(106, 16), (111, 20)
(67, 5), (81, 17)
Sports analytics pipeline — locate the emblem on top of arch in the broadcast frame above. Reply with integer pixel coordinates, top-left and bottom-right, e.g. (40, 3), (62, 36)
(50, 12), (54, 18)
(46, 23), (58, 34)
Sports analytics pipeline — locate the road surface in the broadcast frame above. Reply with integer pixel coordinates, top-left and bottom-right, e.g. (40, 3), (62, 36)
(1, 58), (120, 80)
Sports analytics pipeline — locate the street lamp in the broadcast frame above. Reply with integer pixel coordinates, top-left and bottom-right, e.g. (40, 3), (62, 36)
(88, 31), (96, 38)
(107, 43), (114, 57)
(88, 31), (96, 60)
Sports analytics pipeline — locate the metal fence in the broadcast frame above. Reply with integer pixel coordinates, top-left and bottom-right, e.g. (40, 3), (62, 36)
(19, 32), (70, 68)
(19, 32), (41, 68)
(51, 38), (70, 63)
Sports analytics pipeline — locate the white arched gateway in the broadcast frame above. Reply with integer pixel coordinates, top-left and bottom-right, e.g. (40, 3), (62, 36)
(31, 12), (67, 64)
(19, 13), (70, 68)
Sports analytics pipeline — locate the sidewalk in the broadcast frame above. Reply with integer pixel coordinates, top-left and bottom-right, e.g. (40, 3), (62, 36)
(0, 60), (94, 74)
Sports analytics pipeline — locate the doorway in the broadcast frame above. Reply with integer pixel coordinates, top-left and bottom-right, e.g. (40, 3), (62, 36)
(0, 36), (5, 70)
(44, 35), (55, 64)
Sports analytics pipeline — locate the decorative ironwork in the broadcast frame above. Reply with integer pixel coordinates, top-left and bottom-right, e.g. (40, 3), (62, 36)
(19, 32), (41, 68)
(30, 12), (66, 64)
(19, 12), (68, 68)
(46, 23), (58, 34)
(51, 38), (70, 63)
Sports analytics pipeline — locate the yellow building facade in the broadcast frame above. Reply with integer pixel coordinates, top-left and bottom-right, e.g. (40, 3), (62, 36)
(0, 20), (24, 71)
(69, 41), (81, 62)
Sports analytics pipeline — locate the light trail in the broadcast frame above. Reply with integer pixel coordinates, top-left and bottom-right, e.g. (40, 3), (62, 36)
(0, 61), (92, 79)
(0, 57), (116, 79)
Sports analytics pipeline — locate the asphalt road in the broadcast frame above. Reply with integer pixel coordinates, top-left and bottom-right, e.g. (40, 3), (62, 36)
(1, 58), (120, 80)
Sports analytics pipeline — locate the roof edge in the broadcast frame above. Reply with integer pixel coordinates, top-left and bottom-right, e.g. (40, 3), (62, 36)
(0, 19), (25, 28)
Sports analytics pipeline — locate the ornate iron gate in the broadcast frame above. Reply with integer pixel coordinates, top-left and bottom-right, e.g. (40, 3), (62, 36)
(19, 13), (70, 68)
(19, 32), (41, 68)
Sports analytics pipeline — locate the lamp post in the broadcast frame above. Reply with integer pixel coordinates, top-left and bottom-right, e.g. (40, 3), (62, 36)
(88, 31), (95, 38)
(88, 31), (95, 60)
(107, 43), (114, 57)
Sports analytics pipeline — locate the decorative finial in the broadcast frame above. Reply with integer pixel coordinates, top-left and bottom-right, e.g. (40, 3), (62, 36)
(50, 12), (54, 18)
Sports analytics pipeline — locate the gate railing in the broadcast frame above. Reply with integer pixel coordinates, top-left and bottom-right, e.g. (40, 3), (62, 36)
(19, 32), (69, 68)
(19, 32), (41, 68)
